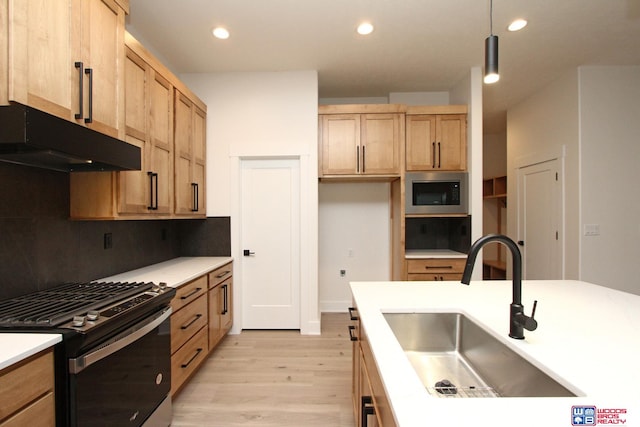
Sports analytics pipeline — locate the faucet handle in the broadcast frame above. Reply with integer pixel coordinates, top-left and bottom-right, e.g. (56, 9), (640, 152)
(522, 300), (538, 331)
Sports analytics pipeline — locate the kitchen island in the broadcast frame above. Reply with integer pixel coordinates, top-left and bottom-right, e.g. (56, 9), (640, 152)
(351, 280), (639, 426)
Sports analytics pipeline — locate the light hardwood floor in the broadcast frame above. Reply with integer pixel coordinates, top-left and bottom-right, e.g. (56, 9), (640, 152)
(172, 313), (355, 427)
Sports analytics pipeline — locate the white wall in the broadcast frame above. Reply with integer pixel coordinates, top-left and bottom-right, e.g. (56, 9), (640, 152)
(578, 66), (640, 293)
(507, 70), (580, 279)
(318, 183), (390, 311)
(389, 91), (450, 105)
(180, 71), (320, 333)
(506, 65), (640, 294)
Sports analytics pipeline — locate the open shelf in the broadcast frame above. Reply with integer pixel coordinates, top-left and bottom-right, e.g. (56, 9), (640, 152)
(482, 259), (507, 279)
(483, 176), (507, 199)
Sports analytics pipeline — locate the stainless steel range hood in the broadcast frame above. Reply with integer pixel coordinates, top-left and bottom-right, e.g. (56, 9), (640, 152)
(0, 103), (141, 172)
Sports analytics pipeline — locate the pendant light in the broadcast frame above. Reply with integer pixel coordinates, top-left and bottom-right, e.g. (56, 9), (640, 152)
(484, 0), (499, 84)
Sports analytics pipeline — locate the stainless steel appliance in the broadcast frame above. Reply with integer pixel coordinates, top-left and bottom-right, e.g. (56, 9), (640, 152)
(0, 281), (175, 427)
(405, 171), (468, 215)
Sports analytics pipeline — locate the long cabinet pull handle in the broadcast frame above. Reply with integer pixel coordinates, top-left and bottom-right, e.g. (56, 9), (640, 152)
(424, 265), (454, 269)
(74, 62), (83, 119)
(84, 68), (93, 123)
(432, 142), (436, 168)
(180, 287), (202, 300)
(221, 284), (228, 315)
(181, 314), (203, 330)
(348, 306), (359, 321)
(438, 141), (441, 168)
(361, 396), (375, 427)
(181, 348), (203, 369)
(147, 172), (158, 210)
(362, 145), (366, 173)
(191, 182), (198, 212)
(348, 325), (358, 342)
(356, 146), (360, 173)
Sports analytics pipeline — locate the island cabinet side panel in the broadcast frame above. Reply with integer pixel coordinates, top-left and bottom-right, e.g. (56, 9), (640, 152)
(360, 323), (398, 427)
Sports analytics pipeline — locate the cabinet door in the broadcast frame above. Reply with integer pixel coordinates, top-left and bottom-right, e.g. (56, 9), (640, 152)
(78, 0), (124, 138)
(192, 105), (206, 216)
(437, 114), (466, 171)
(406, 115), (437, 171)
(174, 91), (194, 215)
(5, 0), (76, 120)
(320, 114), (360, 175)
(118, 47), (150, 214)
(361, 114), (400, 175)
(149, 70), (173, 214)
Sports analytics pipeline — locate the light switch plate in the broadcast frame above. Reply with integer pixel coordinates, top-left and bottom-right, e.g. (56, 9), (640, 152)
(584, 224), (600, 236)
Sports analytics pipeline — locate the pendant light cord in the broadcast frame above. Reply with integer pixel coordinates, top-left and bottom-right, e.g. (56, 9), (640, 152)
(489, 0), (494, 36)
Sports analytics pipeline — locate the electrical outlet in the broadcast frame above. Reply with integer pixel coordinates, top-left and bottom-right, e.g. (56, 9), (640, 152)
(104, 233), (113, 249)
(584, 224), (600, 236)
(340, 269), (346, 277)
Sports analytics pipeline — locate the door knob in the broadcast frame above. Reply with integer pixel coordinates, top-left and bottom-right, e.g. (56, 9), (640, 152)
(243, 249), (255, 256)
(517, 240), (525, 246)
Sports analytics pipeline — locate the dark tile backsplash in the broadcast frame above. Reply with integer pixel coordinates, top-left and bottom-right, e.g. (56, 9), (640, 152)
(405, 216), (471, 253)
(0, 163), (230, 300)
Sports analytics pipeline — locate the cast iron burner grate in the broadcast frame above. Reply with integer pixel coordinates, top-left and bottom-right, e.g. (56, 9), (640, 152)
(0, 281), (153, 327)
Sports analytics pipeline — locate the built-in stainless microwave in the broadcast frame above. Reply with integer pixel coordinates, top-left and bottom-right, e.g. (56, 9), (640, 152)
(405, 171), (468, 215)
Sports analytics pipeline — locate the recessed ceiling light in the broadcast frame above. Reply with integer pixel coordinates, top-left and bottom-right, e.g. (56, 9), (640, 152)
(357, 22), (374, 35)
(212, 27), (230, 39)
(507, 19), (528, 32)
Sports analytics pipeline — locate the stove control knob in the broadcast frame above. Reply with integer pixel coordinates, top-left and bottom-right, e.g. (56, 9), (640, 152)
(72, 315), (86, 327)
(159, 282), (168, 290)
(86, 310), (100, 322)
(151, 283), (161, 292)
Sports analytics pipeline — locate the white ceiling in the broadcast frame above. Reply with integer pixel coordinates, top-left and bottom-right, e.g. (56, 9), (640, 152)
(126, 0), (640, 133)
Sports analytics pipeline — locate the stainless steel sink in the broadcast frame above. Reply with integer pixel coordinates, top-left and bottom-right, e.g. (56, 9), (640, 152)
(383, 312), (578, 398)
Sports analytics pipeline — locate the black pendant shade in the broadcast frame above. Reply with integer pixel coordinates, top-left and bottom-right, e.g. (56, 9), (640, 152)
(484, 34), (499, 84)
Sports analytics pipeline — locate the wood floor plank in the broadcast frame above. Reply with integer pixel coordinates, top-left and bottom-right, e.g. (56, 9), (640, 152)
(172, 313), (355, 427)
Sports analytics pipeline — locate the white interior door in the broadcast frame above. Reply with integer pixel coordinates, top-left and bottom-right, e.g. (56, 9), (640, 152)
(517, 159), (562, 279)
(241, 158), (301, 329)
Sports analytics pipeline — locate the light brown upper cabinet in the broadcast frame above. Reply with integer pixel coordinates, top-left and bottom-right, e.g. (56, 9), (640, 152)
(2, 0), (127, 139)
(70, 32), (206, 220)
(174, 90), (206, 217)
(318, 105), (404, 178)
(405, 106), (467, 171)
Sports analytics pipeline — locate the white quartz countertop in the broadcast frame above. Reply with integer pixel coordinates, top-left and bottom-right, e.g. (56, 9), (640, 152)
(404, 249), (467, 259)
(0, 334), (61, 371)
(100, 256), (233, 288)
(351, 280), (640, 426)
(1, 257), (231, 371)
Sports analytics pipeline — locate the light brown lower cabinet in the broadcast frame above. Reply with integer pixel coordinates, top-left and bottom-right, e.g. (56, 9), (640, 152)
(0, 350), (55, 427)
(351, 306), (397, 427)
(170, 275), (209, 396)
(170, 261), (233, 396)
(406, 258), (465, 281)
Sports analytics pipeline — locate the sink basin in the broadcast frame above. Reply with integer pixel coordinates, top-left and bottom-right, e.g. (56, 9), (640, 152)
(383, 312), (578, 398)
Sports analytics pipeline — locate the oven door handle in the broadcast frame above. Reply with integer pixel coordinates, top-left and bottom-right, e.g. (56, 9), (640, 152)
(68, 307), (172, 374)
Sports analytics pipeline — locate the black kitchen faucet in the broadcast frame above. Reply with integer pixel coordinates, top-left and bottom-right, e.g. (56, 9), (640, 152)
(461, 234), (538, 340)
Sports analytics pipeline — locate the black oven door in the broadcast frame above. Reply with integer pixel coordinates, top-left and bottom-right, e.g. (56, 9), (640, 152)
(68, 307), (172, 427)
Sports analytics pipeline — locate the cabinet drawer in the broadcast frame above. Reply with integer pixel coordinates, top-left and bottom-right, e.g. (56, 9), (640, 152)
(0, 350), (54, 422)
(171, 294), (208, 353)
(407, 258), (466, 274)
(208, 262), (233, 289)
(171, 275), (207, 313)
(0, 392), (54, 427)
(407, 273), (463, 281)
(171, 326), (208, 396)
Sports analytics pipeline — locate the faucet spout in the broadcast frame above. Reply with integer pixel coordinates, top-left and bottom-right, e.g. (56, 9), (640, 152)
(461, 234), (537, 340)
